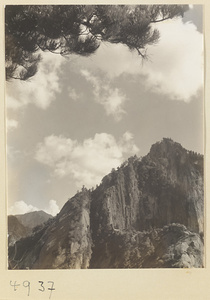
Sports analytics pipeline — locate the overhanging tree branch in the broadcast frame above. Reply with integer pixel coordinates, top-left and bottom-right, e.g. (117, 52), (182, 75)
(5, 4), (189, 81)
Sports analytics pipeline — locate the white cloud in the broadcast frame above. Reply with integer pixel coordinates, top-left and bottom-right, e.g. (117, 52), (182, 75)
(6, 146), (21, 162)
(8, 199), (60, 216)
(6, 95), (22, 110)
(68, 87), (79, 101)
(8, 200), (38, 215)
(44, 199), (60, 216)
(119, 131), (139, 154)
(105, 88), (127, 121)
(80, 69), (126, 121)
(35, 132), (139, 188)
(80, 18), (203, 102)
(140, 19), (203, 101)
(35, 135), (76, 166)
(7, 119), (18, 131)
(6, 51), (65, 110)
(6, 17), (203, 111)
(77, 43), (139, 78)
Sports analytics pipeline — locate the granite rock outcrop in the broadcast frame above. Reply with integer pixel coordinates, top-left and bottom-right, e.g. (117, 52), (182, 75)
(8, 138), (204, 269)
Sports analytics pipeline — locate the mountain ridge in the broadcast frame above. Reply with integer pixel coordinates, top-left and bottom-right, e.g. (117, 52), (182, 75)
(8, 138), (204, 269)
(14, 210), (53, 229)
(8, 210), (53, 246)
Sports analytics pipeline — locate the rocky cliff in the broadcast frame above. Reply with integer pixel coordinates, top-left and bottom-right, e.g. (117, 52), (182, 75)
(8, 138), (204, 269)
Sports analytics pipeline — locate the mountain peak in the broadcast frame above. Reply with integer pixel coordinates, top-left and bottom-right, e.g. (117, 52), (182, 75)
(149, 138), (184, 158)
(8, 139), (204, 269)
(15, 210), (53, 229)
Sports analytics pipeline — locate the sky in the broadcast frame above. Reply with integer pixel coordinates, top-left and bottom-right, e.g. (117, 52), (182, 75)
(6, 5), (204, 216)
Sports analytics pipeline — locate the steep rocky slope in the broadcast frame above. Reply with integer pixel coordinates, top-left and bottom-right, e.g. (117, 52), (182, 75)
(8, 138), (204, 269)
(8, 192), (92, 269)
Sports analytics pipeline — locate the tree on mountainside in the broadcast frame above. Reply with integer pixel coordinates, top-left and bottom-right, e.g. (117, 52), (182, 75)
(5, 5), (189, 81)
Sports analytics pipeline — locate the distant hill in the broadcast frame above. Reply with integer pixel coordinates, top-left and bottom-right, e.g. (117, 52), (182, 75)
(15, 210), (52, 229)
(8, 215), (30, 246)
(8, 139), (204, 269)
(8, 210), (52, 246)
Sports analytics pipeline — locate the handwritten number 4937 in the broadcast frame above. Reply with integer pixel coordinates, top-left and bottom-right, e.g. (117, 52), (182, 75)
(10, 280), (55, 299)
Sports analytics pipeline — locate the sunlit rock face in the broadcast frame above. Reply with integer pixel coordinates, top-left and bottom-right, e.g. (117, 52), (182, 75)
(8, 138), (204, 269)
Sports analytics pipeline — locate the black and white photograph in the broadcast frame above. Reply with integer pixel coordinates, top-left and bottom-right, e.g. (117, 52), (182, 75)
(5, 4), (204, 271)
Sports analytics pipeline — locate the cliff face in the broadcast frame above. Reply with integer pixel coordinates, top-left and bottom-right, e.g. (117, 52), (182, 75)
(143, 139), (204, 233)
(9, 191), (92, 269)
(89, 139), (203, 268)
(8, 138), (204, 269)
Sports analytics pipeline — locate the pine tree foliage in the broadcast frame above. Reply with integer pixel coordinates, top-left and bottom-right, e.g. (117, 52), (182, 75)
(5, 5), (188, 80)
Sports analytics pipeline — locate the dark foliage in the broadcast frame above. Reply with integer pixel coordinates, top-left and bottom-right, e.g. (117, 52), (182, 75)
(5, 5), (188, 80)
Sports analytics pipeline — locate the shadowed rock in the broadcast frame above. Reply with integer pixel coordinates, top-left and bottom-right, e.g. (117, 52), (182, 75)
(8, 138), (204, 269)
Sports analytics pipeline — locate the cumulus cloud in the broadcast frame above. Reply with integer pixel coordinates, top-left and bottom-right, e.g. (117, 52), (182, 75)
(44, 199), (60, 216)
(81, 69), (126, 121)
(8, 199), (60, 216)
(140, 19), (203, 101)
(8, 200), (38, 215)
(6, 51), (65, 110)
(6, 17), (203, 111)
(81, 43), (140, 78)
(35, 132), (139, 188)
(6, 95), (22, 110)
(68, 87), (79, 101)
(82, 18), (203, 102)
(7, 119), (18, 131)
